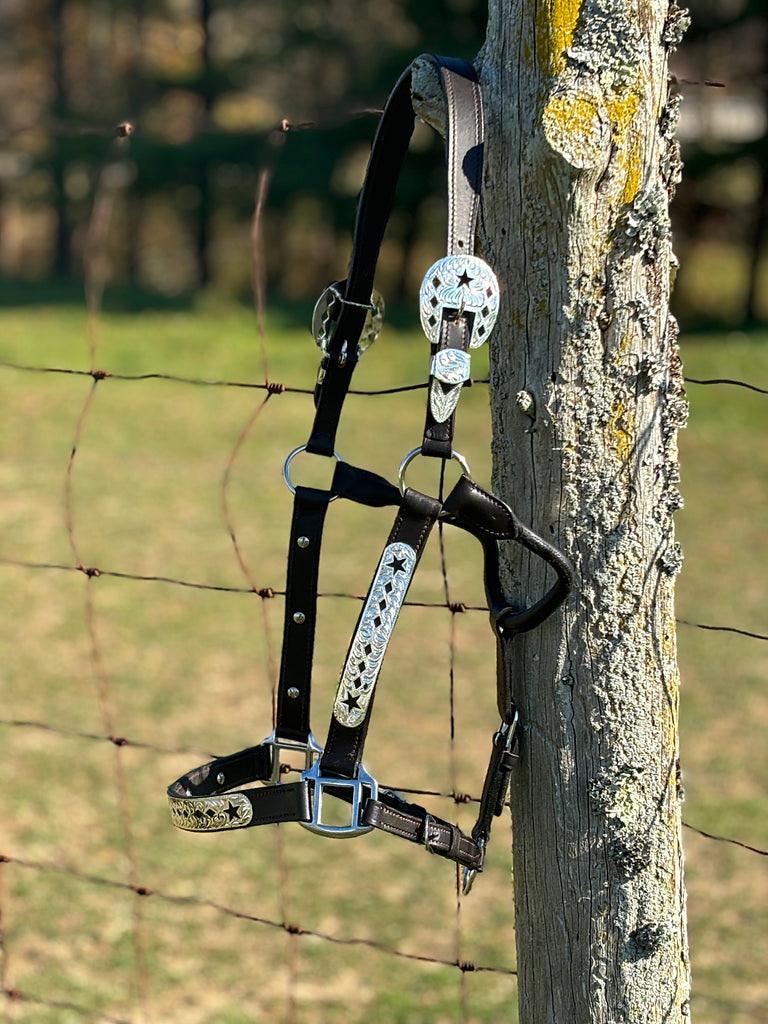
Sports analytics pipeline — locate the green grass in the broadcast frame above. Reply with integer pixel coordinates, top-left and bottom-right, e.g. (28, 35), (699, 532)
(1, 300), (767, 1022)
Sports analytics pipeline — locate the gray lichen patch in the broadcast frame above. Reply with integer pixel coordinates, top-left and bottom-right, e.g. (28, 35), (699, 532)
(617, 184), (671, 262)
(661, 3), (691, 52)
(626, 920), (676, 962)
(568, 0), (644, 88)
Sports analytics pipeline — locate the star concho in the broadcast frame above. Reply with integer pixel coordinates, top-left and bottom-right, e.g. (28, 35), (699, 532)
(168, 792), (253, 832)
(333, 542), (417, 728)
(419, 255), (499, 349)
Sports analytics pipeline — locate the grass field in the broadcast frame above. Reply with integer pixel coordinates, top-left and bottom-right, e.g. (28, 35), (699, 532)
(0, 298), (766, 1023)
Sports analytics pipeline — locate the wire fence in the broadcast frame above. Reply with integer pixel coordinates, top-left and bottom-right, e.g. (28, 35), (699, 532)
(1, 97), (767, 1024)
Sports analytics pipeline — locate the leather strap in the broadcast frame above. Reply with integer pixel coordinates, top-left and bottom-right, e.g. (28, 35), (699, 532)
(307, 54), (482, 458)
(363, 791), (484, 870)
(440, 476), (575, 638)
(167, 745), (312, 832)
(275, 486), (331, 742)
(318, 488), (443, 780)
(421, 61), (484, 458)
(275, 466), (401, 743)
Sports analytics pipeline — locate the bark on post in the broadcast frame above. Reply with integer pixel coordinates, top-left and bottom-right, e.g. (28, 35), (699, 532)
(417, 0), (691, 1019)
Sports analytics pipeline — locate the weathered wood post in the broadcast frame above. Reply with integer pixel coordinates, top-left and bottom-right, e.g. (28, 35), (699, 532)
(418, 0), (691, 1019)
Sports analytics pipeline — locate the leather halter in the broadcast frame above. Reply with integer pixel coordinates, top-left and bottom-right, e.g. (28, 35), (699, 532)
(167, 54), (573, 892)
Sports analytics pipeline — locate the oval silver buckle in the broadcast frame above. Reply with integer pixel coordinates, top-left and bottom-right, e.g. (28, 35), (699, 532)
(419, 255), (499, 349)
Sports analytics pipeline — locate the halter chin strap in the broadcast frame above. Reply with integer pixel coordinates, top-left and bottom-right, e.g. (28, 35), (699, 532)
(167, 54), (573, 890)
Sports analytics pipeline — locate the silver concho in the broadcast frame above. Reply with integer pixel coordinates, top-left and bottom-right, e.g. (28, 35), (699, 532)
(419, 255), (499, 349)
(429, 349), (471, 423)
(333, 541), (417, 728)
(168, 792), (253, 832)
(312, 281), (385, 357)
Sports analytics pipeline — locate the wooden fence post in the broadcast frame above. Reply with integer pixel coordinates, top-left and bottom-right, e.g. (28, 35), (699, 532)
(478, 1), (692, 1019)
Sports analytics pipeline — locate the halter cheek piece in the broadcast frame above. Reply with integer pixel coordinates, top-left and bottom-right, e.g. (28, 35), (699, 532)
(167, 54), (573, 893)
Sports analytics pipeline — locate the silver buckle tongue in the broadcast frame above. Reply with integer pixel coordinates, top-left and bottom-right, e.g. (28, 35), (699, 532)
(300, 761), (378, 838)
(312, 281), (385, 359)
(262, 730), (323, 785)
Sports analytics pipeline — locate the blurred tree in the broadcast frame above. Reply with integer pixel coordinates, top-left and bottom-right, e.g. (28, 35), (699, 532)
(672, 0), (768, 324)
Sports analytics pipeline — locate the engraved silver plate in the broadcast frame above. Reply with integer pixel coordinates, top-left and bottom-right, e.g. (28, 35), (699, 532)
(168, 792), (253, 832)
(429, 349), (471, 423)
(431, 348), (471, 385)
(333, 541), (417, 728)
(419, 255), (499, 349)
(312, 281), (385, 356)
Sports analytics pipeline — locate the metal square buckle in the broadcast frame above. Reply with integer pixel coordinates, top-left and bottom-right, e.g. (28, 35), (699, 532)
(300, 761), (378, 838)
(262, 731), (323, 785)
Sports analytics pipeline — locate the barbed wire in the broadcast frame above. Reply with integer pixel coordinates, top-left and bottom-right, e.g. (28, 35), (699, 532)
(2, 78), (767, 1024)
(1, 553), (765, 646)
(685, 376), (768, 396)
(1, 718), (766, 860)
(2, 360), (768, 400)
(0, 852), (514, 978)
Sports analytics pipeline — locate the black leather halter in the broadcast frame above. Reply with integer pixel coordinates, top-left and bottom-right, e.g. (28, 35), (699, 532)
(167, 54), (573, 893)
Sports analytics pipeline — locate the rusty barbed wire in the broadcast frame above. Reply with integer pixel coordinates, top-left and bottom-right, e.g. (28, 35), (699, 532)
(4, 358), (768, 399)
(0, 853), (516, 977)
(2, 719), (766, 859)
(2, 81), (768, 1024)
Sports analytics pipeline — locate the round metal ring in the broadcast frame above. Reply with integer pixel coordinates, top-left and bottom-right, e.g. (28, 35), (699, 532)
(397, 447), (471, 496)
(282, 445), (343, 498)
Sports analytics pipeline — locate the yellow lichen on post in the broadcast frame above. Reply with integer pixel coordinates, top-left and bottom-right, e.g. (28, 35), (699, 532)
(608, 399), (634, 462)
(539, 0), (584, 75)
(542, 86), (609, 168)
(605, 85), (644, 205)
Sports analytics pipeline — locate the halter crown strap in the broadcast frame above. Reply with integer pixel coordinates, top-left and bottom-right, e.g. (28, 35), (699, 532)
(307, 54), (486, 459)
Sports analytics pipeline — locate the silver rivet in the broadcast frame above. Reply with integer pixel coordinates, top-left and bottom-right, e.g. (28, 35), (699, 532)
(287, 687), (300, 699)
(297, 536), (310, 548)
(216, 772), (225, 786)
(293, 611), (306, 624)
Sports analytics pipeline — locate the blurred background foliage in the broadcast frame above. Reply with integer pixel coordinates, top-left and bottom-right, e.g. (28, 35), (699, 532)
(0, 0), (766, 327)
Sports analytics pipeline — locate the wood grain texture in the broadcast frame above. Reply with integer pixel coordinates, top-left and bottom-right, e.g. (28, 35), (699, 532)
(416, 1), (692, 1019)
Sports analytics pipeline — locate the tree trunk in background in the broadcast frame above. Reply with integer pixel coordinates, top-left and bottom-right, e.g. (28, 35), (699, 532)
(745, 160), (768, 324)
(196, 0), (213, 287)
(51, 0), (70, 277)
(478, 0), (691, 1019)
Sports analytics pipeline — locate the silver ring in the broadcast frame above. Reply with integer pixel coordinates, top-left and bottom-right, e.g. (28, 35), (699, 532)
(282, 445), (343, 497)
(397, 447), (471, 496)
